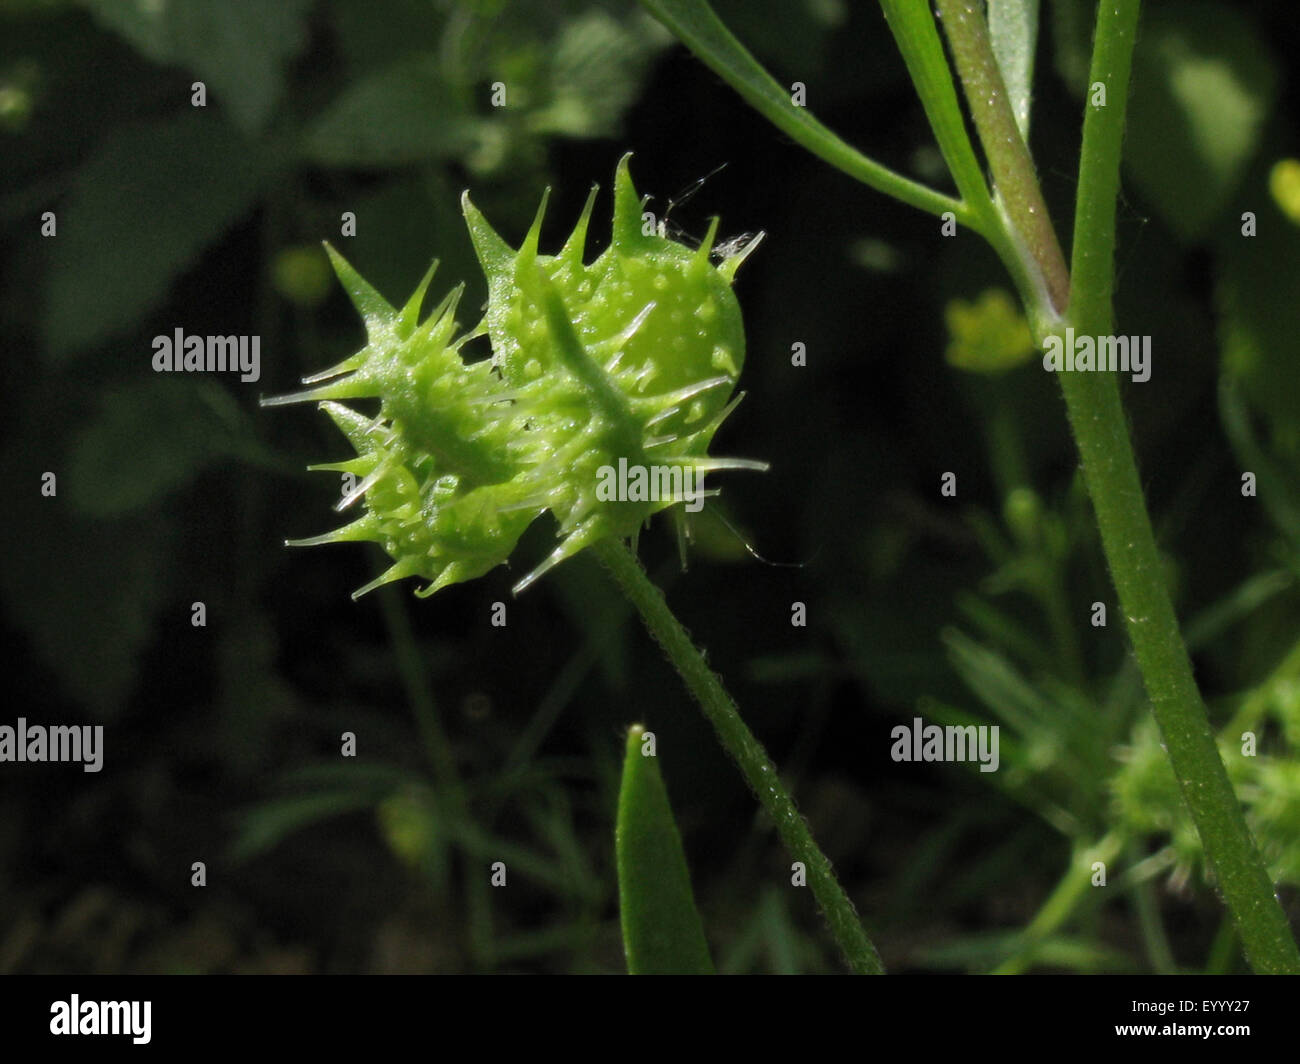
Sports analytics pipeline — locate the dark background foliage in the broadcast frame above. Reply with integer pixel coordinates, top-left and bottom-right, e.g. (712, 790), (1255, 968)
(2, 0), (1298, 973)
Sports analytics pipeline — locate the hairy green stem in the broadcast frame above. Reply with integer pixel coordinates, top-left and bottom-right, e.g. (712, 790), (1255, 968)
(934, 0), (1070, 315)
(1062, 0), (1299, 974)
(640, 0), (1300, 974)
(1067, 0), (1135, 332)
(593, 537), (884, 974)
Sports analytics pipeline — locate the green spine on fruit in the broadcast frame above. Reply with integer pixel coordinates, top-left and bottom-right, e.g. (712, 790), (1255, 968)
(266, 155), (765, 599)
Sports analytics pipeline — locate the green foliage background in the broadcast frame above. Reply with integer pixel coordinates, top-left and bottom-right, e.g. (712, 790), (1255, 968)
(1, 0), (1298, 972)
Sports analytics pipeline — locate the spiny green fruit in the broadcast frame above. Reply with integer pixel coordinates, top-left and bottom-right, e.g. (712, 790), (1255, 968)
(266, 155), (765, 599)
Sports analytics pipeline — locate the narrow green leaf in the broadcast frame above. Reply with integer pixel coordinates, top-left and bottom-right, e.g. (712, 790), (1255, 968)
(43, 113), (268, 359)
(987, 0), (1040, 139)
(230, 792), (377, 864)
(0, 382), (173, 715)
(879, 0), (996, 222)
(301, 54), (483, 167)
(528, 10), (671, 139)
(616, 724), (713, 974)
(77, 0), (313, 132)
(1217, 177), (1300, 535)
(66, 378), (261, 517)
(638, 0), (970, 225)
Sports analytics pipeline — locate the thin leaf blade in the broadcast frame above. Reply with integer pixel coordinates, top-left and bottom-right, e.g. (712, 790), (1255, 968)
(639, 0), (970, 223)
(988, 0), (1040, 139)
(616, 724), (713, 974)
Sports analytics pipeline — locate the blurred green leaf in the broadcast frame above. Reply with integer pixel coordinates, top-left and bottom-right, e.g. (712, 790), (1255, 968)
(0, 512), (172, 714)
(1218, 379), (1300, 552)
(942, 628), (1047, 737)
(524, 788), (600, 896)
(301, 53), (484, 167)
(0, 0), (74, 11)
(1184, 570), (1294, 652)
(1218, 192), (1300, 457)
(0, 388), (173, 713)
(447, 819), (589, 898)
(43, 113), (269, 359)
(77, 0), (312, 132)
(527, 10), (668, 138)
(717, 886), (821, 974)
(616, 724), (713, 974)
(1124, 2), (1278, 242)
(280, 762), (422, 793)
(306, 7), (665, 168)
(1046, 0), (1090, 93)
(66, 378), (265, 517)
(1217, 168), (1300, 545)
(919, 931), (1136, 972)
(327, 0), (446, 77)
(231, 791), (378, 863)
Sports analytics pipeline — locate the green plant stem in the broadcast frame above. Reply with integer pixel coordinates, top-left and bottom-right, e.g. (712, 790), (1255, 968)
(1067, 0), (1137, 333)
(593, 537), (884, 974)
(1062, 0), (1299, 974)
(639, 0), (970, 227)
(934, 0), (1070, 315)
(639, 1), (1060, 336)
(878, 0), (997, 220)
